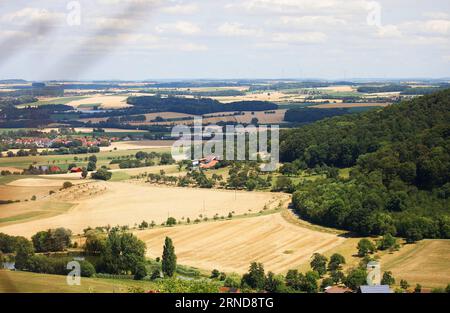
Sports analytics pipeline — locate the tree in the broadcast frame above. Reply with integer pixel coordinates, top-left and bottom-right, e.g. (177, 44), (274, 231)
(80, 260), (96, 277)
(102, 231), (146, 275)
(310, 253), (328, 277)
(91, 168), (112, 181)
(272, 176), (294, 193)
(381, 271), (395, 286)
(321, 277), (335, 291)
(160, 153), (175, 165)
(328, 253), (346, 271)
(139, 221), (149, 229)
(134, 262), (147, 280)
(300, 271), (319, 293)
(210, 269), (220, 279)
(265, 271), (286, 293)
(84, 231), (106, 255)
(330, 270), (345, 284)
(414, 284), (422, 293)
(357, 239), (376, 257)
(151, 269), (161, 280)
(241, 262), (265, 290)
(14, 237), (34, 270)
(344, 268), (367, 291)
(377, 233), (397, 251)
(87, 161), (97, 172)
(400, 279), (410, 290)
(31, 228), (72, 252)
(81, 167), (88, 179)
(224, 273), (241, 288)
(162, 237), (177, 277)
(166, 217), (177, 226)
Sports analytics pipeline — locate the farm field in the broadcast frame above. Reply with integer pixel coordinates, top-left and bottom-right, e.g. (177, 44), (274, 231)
(0, 146), (171, 170)
(65, 95), (131, 109)
(0, 270), (157, 293)
(137, 212), (346, 274)
(100, 140), (175, 152)
(381, 240), (450, 288)
(0, 182), (286, 238)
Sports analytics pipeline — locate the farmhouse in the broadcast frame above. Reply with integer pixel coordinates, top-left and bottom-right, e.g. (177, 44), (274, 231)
(70, 167), (83, 173)
(193, 156), (219, 170)
(49, 166), (62, 173)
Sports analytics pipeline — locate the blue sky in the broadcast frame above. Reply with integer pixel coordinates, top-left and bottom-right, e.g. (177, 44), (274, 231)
(0, 0), (449, 80)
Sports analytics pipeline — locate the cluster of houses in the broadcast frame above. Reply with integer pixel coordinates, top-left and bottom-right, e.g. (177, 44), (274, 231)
(1, 136), (112, 149)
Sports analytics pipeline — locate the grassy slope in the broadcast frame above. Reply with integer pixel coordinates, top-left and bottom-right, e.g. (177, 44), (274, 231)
(0, 270), (157, 293)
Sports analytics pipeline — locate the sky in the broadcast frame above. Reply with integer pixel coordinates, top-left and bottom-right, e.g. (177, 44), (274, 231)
(0, 0), (449, 81)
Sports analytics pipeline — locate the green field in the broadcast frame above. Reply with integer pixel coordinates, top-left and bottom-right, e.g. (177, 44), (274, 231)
(0, 270), (158, 293)
(17, 96), (89, 108)
(0, 147), (171, 170)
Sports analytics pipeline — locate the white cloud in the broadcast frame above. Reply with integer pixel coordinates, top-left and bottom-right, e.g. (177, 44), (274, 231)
(376, 25), (402, 38)
(92, 17), (136, 30)
(179, 43), (208, 51)
(0, 30), (32, 39)
(161, 3), (199, 15)
(1, 7), (64, 25)
(423, 19), (450, 35)
(272, 32), (327, 43)
(156, 21), (201, 35)
(278, 15), (347, 28)
(423, 12), (449, 19)
(218, 22), (263, 37)
(227, 0), (370, 14)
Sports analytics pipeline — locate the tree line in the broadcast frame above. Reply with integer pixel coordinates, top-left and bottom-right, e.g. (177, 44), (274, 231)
(281, 89), (450, 240)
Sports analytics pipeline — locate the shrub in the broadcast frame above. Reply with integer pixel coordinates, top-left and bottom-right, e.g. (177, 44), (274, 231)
(62, 182), (73, 189)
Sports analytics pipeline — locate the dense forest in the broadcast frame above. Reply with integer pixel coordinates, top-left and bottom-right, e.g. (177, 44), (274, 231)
(281, 89), (450, 240)
(127, 96), (278, 115)
(284, 108), (350, 124)
(356, 85), (409, 93)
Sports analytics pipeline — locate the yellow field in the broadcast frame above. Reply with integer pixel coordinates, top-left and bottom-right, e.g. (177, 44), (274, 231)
(381, 240), (450, 288)
(137, 212), (346, 274)
(0, 182), (286, 237)
(100, 140), (175, 152)
(66, 95), (131, 109)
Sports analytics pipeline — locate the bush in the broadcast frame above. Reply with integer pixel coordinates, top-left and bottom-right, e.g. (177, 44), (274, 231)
(80, 260), (96, 277)
(91, 168), (112, 181)
(224, 273), (241, 288)
(62, 182), (73, 189)
(344, 268), (367, 291)
(134, 262), (147, 280)
(357, 239), (376, 257)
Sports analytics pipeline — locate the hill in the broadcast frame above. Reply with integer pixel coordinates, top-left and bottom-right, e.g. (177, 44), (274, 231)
(281, 89), (450, 240)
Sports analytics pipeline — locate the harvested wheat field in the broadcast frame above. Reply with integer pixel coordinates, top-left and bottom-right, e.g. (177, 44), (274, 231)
(0, 182), (286, 238)
(0, 185), (56, 201)
(137, 212), (346, 274)
(7, 178), (85, 187)
(66, 95), (131, 109)
(100, 140), (175, 152)
(381, 240), (450, 288)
